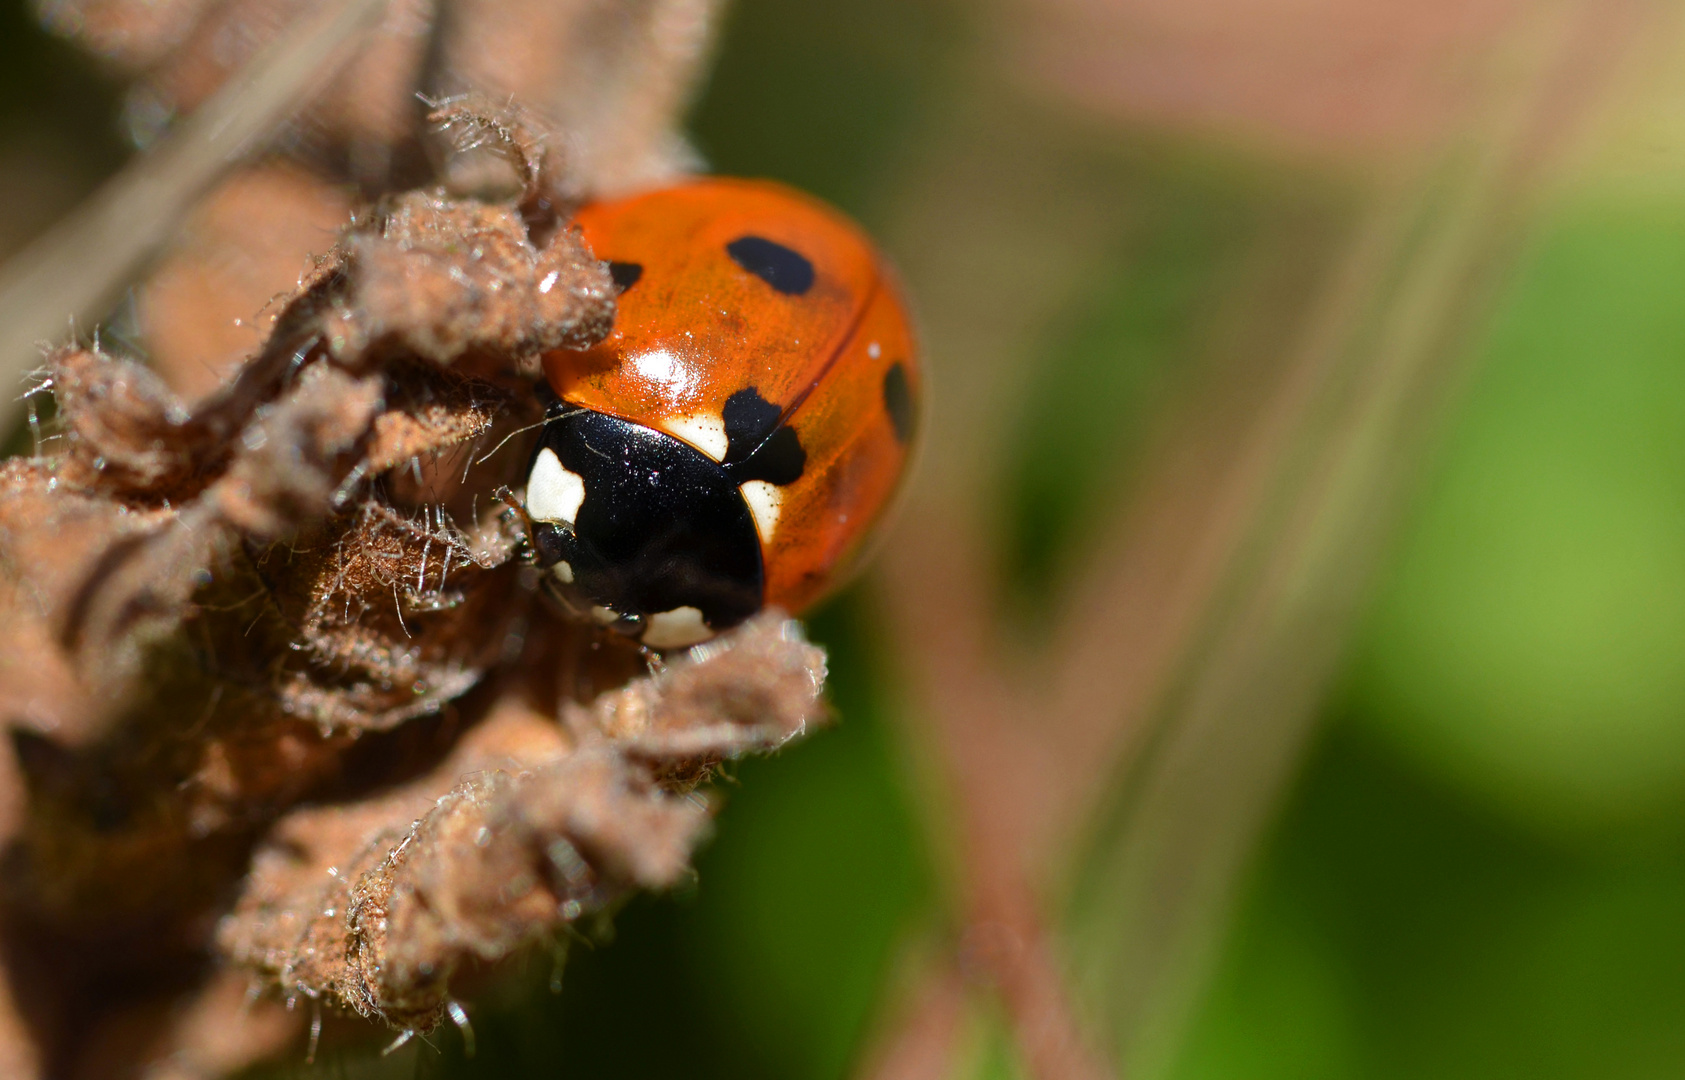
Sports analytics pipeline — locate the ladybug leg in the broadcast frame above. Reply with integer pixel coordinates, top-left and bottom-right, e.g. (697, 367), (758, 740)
(492, 485), (538, 562)
(638, 644), (668, 675)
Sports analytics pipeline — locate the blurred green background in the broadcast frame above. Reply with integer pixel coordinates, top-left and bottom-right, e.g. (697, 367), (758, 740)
(9, 0), (1685, 1077)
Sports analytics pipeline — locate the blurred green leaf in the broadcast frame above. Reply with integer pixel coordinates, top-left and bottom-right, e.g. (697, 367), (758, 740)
(1172, 723), (1685, 1080)
(1167, 876), (1358, 1080)
(0, 2), (124, 166)
(1352, 198), (1685, 833)
(1003, 180), (1250, 610)
(688, 0), (959, 217)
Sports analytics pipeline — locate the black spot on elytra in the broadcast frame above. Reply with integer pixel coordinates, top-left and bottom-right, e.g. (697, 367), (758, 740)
(722, 387), (781, 452)
(608, 261), (643, 291)
(722, 387), (806, 486)
(726, 236), (814, 296)
(883, 362), (915, 443)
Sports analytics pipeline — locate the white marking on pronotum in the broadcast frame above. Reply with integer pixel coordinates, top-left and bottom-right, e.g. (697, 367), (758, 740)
(643, 606), (713, 649)
(553, 560), (575, 584)
(527, 447), (585, 523)
(660, 412), (729, 462)
(740, 480), (783, 541)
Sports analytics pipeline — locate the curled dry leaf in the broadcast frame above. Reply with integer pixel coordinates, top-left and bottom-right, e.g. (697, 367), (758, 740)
(222, 618), (824, 1033)
(0, 102), (828, 1077)
(320, 189), (616, 373)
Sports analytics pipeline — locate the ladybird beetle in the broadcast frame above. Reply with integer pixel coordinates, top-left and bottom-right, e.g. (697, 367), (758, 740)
(522, 178), (922, 650)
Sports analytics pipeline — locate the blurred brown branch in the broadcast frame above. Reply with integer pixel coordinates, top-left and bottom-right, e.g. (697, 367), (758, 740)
(0, 0), (392, 435)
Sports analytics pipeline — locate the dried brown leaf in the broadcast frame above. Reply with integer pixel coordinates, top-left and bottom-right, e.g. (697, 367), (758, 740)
(221, 615), (824, 1032)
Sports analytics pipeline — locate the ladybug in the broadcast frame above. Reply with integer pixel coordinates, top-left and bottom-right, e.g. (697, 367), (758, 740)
(521, 178), (922, 650)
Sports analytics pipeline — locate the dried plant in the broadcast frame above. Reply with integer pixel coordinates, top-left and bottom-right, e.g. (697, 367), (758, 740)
(0, 3), (852, 1077)
(0, 158), (825, 1075)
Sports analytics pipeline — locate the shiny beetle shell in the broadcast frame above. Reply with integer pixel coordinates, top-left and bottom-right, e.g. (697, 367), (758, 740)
(524, 178), (921, 648)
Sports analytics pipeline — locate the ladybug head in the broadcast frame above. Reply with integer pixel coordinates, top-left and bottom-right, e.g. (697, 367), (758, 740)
(520, 394), (805, 650)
